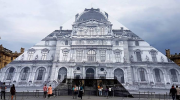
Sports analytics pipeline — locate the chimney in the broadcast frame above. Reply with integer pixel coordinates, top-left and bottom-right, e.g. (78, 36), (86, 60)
(60, 26), (63, 32)
(165, 49), (170, 58)
(121, 27), (123, 31)
(21, 48), (24, 53)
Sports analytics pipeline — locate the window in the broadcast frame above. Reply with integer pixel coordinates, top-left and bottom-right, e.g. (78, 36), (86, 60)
(45, 41), (49, 46)
(139, 68), (146, 81)
(115, 41), (119, 45)
(65, 40), (68, 45)
(6, 67), (15, 80)
(41, 48), (49, 60)
(150, 50), (157, 62)
(100, 68), (104, 71)
(27, 51), (34, 60)
(170, 69), (178, 82)
(41, 53), (47, 60)
(62, 49), (69, 61)
(21, 67), (30, 80)
(63, 51), (68, 61)
(154, 69), (161, 82)
(115, 52), (121, 62)
(76, 50), (83, 61)
(136, 52), (142, 62)
(100, 50), (106, 62)
(87, 50), (96, 62)
(135, 41), (139, 46)
(37, 68), (45, 80)
(77, 67), (80, 70)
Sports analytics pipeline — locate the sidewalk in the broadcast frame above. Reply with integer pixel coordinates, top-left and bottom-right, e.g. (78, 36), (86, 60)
(7, 96), (162, 100)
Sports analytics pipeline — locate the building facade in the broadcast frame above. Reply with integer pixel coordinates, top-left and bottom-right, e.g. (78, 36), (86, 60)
(0, 45), (24, 69)
(166, 49), (180, 66)
(0, 8), (180, 93)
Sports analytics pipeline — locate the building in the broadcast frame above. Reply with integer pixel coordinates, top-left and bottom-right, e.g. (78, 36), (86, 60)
(166, 49), (180, 66)
(0, 8), (180, 94)
(0, 45), (24, 69)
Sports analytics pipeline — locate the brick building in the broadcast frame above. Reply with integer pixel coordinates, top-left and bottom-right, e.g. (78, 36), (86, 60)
(0, 45), (24, 69)
(166, 49), (180, 66)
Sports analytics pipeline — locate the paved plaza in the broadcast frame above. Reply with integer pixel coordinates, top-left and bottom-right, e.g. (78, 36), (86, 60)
(2, 96), (172, 100)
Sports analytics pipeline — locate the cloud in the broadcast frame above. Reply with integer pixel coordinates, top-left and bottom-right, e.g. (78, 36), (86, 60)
(0, 0), (180, 55)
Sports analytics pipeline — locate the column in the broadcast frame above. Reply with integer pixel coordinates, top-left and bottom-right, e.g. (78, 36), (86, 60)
(83, 67), (85, 79)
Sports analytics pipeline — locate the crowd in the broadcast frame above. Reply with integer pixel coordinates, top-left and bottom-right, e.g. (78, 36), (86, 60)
(0, 82), (180, 100)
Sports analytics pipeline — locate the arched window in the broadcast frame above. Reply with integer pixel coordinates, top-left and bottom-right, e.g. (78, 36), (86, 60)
(6, 67), (15, 80)
(138, 68), (146, 81)
(58, 67), (67, 81)
(170, 69), (178, 82)
(154, 69), (163, 82)
(36, 67), (46, 80)
(87, 50), (96, 62)
(86, 68), (94, 79)
(114, 68), (124, 83)
(21, 67), (30, 80)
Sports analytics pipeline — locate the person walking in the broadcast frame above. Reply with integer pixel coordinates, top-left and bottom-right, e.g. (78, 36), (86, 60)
(10, 84), (16, 100)
(176, 86), (180, 100)
(0, 82), (6, 100)
(48, 85), (52, 99)
(78, 86), (83, 99)
(170, 85), (177, 100)
(43, 84), (47, 98)
(106, 86), (109, 98)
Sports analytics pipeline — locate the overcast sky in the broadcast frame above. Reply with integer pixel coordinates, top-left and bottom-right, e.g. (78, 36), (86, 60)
(0, 0), (180, 55)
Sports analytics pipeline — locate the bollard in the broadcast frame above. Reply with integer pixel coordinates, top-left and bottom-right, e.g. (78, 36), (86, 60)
(159, 93), (160, 100)
(26, 90), (29, 99)
(164, 94), (165, 100)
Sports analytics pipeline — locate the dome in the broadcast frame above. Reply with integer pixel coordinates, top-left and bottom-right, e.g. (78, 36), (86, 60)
(76, 8), (108, 22)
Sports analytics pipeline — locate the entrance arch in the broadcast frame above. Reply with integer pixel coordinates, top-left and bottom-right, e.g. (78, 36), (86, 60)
(86, 68), (94, 79)
(58, 67), (67, 82)
(114, 68), (124, 83)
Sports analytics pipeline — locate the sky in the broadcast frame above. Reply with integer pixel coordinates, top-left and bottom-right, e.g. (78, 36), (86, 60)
(0, 0), (180, 55)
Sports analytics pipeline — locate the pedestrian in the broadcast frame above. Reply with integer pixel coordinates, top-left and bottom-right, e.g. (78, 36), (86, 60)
(170, 85), (177, 100)
(98, 86), (103, 96)
(48, 85), (52, 98)
(176, 86), (180, 100)
(78, 86), (83, 99)
(73, 85), (78, 99)
(0, 82), (6, 100)
(10, 84), (16, 100)
(106, 86), (109, 97)
(43, 84), (47, 98)
(108, 87), (112, 97)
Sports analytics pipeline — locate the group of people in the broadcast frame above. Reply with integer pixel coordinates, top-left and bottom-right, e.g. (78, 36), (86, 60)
(170, 85), (180, 100)
(43, 84), (54, 99)
(98, 85), (112, 97)
(72, 85), (83, 99)
(0, 82), (16, 100)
